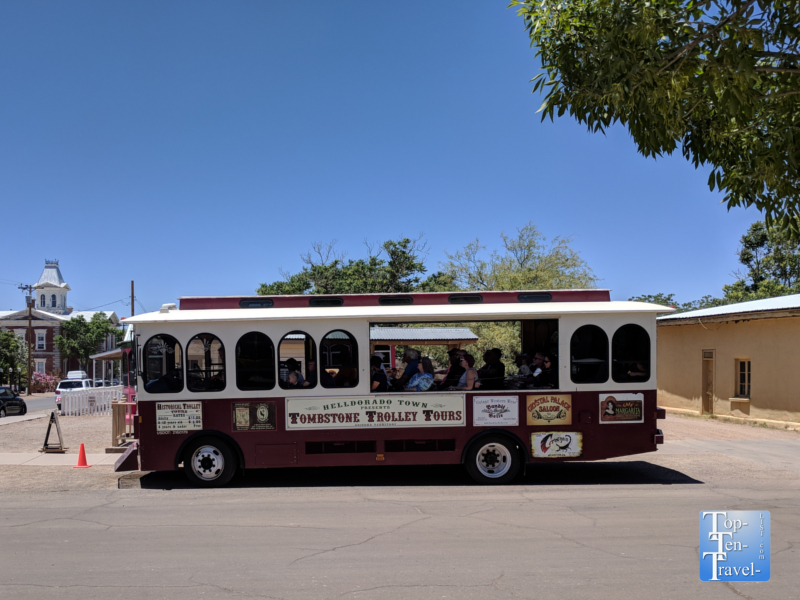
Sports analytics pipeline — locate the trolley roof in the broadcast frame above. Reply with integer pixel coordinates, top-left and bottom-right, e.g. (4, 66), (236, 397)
(125, 300), (673, 325)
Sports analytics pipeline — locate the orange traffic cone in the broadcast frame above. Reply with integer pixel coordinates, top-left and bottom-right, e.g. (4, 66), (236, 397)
(73, 443), (91, 469)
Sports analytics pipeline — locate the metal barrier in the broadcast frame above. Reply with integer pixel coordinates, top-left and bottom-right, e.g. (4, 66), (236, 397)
(61, 386), (123, 416)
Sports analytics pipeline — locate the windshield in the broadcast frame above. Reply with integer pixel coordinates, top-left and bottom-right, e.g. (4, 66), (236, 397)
(58, 381), (85, 389)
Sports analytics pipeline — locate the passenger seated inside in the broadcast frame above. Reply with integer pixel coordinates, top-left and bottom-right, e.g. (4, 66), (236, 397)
(448, 353), (479, 391)
(436, 349), (465, 390)
(370, 356), (388, 392)
(284, 358), (305, 386)
(335, 367), (358, 388)
(321, 369), (336, 387)
(405, 357), (435, 392)
(303, 360), (318, 387)
(287, 372), (301, 389)
(393, 348), (421, 390)
(515, 353), (532, 377)
(476, 348), (505, 391)
(626, 362), (648, 380)
(535, 354), (558, 389)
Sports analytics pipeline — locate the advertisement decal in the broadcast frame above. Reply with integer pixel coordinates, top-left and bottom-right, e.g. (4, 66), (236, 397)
(532, 432), (582, 458)
(156, 402), (202, 434)
(232, 401), (277, 432)
(286, 394), (465, 430)
(599, 393), (644, 424)
(473, 396), (519, 426)
(526, 394), (572, 426)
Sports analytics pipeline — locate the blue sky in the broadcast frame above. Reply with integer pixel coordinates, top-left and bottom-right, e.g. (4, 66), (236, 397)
(0, 1), (758, 314)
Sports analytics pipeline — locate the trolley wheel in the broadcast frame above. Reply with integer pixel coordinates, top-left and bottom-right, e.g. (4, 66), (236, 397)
(465, 435), (521, 485)
(183, 437), (237, 488)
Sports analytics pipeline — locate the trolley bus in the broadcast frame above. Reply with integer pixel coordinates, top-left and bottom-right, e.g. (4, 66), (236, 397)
(124, 290), (670, 486)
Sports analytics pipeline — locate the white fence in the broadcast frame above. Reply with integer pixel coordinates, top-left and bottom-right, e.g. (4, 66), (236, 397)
(62, 386), (123, 416)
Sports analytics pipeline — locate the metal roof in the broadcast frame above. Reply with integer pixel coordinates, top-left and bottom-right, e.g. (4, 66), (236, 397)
(125, 301), (671, 325)
(658, 293), (800, 322)
(369, 327), (478, 341)
(33, 261), (69, 289)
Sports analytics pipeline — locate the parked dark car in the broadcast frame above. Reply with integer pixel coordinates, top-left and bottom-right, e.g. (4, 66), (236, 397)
(0, 386), (27, 417)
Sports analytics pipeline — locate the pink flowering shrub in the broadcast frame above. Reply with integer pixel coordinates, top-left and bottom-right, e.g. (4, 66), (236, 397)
(31, 372), (60, 393)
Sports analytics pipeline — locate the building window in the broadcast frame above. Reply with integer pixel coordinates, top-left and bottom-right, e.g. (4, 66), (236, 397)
(187, 333), (226, 392)
(320, 330), (359, 388)
(142, 334), (183, 393)
(570, 325), (609, 384)
(51, 294), (57, 308)
(40, 295), (45, 307)
(737, 360), (751, 398)
(36, 333), (46, 350)
(236, 332), (275, 391)
(278, 331), (317, 390)
(611, 324), (650, 383)
(36, 360), (46, 374)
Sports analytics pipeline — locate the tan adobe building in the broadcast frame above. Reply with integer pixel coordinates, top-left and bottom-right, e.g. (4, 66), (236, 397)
(657, 294), (800, 424)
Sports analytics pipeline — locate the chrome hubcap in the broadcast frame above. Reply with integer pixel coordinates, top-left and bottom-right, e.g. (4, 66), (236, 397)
(191, 445), (224, 480)
(475, 443), (511, 478)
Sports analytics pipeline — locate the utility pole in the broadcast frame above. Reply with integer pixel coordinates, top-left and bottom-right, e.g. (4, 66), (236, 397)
(131, 280), (135, 317)
(18, 284), (34, 396)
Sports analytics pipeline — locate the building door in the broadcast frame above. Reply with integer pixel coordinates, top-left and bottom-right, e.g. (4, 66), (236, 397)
(702, 350), (715, 415)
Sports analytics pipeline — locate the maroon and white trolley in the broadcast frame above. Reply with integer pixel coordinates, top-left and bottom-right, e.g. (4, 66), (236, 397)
(125, 290), (670, 486)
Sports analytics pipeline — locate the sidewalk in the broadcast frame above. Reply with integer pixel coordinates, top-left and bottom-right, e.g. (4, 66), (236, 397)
(0, 453), (118, 466)
(0, 410), (49, 426)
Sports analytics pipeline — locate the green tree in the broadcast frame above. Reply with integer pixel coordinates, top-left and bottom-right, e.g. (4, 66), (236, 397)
(722, 220), (800, 299)
(0, 329), (20, 385)
(512, 0), (800, 232)
(441, 222), (597, 291)
(54, 313), (119, 371)
(257, 237), (452, 295)
(628, 292), (727, 312)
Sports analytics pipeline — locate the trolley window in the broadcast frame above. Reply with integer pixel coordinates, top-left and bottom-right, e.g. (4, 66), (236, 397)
(143, 334), (184, 393)
(278, 331), (317, 390)
(612, 324), (651, 383)
(187, 333), (226, 392)
(321, 330), (359, 388)
(570, 325), (608, 384)
(236, 332), (276, 391)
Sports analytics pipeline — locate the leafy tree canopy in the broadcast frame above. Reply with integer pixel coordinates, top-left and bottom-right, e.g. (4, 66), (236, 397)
(512, 0), (800, 232)
(54, 313), (120, 371)
(441, 223), (598, 291)
(0, 329), (21, 377)
(256, 238), (453, 296)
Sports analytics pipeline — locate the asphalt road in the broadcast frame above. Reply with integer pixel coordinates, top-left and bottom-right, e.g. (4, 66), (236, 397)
(19, 394), (56, 413)
(1, 448), (798, 600)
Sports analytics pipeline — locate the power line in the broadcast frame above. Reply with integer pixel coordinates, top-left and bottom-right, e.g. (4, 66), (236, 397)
(79, 299), (129, 311)
(135, 298), (148, 314)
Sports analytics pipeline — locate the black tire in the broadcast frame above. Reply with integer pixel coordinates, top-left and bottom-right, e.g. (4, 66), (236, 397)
(0, 407), (5, 418)
(182, 436), (237, 488)
(20, 405), (27, 416)
(465, 435), (522, 485)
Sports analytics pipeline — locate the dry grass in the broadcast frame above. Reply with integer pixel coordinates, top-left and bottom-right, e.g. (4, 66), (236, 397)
(0, 415), (113, 454)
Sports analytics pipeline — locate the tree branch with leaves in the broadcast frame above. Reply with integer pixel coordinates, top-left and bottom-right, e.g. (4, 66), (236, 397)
(512, 0), (800, 233)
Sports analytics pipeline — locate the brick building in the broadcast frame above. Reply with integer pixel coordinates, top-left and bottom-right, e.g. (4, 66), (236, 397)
(0, 260), (120, 375)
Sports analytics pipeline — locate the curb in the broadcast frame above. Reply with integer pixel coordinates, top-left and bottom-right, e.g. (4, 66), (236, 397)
(663, 406), (800, 431)
(0, 411), (49, 426)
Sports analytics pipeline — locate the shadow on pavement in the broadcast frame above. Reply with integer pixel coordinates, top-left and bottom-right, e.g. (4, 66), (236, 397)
(121, 460), (701, 490)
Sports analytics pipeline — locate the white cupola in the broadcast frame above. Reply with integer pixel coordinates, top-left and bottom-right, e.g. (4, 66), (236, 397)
(32, 259), (71, 315)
